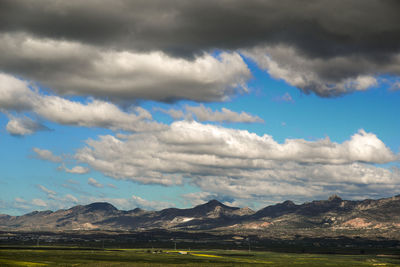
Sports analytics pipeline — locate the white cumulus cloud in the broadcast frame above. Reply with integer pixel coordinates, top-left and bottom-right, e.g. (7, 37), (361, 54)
(63, 165), (90, 174)
(75, 121), (399, 202)
(0, 72), (164, 134)
(6, 115), (48, 136)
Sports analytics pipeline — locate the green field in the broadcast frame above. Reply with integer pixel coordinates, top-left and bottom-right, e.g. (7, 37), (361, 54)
(0, 247), (399, 266)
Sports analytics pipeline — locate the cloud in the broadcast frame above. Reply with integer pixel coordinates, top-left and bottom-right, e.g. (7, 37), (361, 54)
(182, 191), (217, 207)
(33, 148), (62, 163)
(15, 197), (26, 204)
(1, 0), (398, 57)
(37, 185), (56, 196)
(186, 105), (263, 123)
(64, 194), (79, 204)
(9, 194), (81, 213)
(11, 191), (135, 214)
(6, 115), (49, 136)
(187, 163), (396, 201)
(156, 108), (185, 120)
(0, 73), (164, 134)
(274, 92), (294, 103)
(243, 45), (381, 97)
(157, 104), (263, 123)
(131, 195), (172, 210)
(12, 197), (30, 211)
(75, 121), (399, 202)
(1, 1), (400, 96)
(62, 180), (89, 196)
(0, 34), (250, 102)
(63, 165), (90, 174)
(32, 198), (47, 207)
(87, 177), (103, 188)
(1, 0), (400, 211)
(389, 81), (400, 91)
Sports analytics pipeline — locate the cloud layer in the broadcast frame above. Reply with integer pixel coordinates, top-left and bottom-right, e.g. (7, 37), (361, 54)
(0, 34), (250, 102)
(2, 0), (399, 56)
(1, 0), (400, 96)
(243, 46), (382, 96)
(75, 121), (399, 202)
(0, 73), (163, 134)
(157, 104), (263, 123)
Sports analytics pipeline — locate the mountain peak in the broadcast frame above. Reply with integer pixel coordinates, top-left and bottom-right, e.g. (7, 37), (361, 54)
(191, 199), (225, 209)
(191, 199), (238, 214)
(282, 200), (295, 206)
(328, 194), (342, 202)
(85, 202), (118, 212)
(204, 199), (223, 207)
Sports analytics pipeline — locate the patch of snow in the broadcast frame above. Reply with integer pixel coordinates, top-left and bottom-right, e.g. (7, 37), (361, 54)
(171, 217), (195, 223)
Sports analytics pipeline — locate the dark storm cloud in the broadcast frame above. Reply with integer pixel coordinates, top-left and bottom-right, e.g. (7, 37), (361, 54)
(1, 0), (399, 56)
(1, 0), (400, 97)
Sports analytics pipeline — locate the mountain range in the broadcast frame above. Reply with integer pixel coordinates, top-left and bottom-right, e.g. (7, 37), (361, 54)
(1, 195), (400, 239)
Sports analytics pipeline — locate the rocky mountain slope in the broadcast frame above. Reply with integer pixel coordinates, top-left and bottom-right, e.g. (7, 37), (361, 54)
(1, 195), (400, 239)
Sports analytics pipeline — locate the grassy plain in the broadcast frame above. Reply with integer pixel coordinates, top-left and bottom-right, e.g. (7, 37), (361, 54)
(0, 246), (399, 266)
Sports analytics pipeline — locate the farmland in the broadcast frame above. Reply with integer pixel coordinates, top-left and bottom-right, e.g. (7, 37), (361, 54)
(1, 246), (399, 266)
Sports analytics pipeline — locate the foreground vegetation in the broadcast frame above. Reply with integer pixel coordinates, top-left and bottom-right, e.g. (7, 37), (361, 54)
(0, 246), (400, 266)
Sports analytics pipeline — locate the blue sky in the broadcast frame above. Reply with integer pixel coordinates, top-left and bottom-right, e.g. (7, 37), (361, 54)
(1, 0), (400, 215)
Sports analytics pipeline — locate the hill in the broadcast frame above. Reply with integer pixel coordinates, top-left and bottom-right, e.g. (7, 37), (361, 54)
(1, 195), (400, 239)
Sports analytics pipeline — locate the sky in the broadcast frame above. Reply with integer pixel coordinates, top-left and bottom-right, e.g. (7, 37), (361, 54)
(1, 0), (400, 215)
